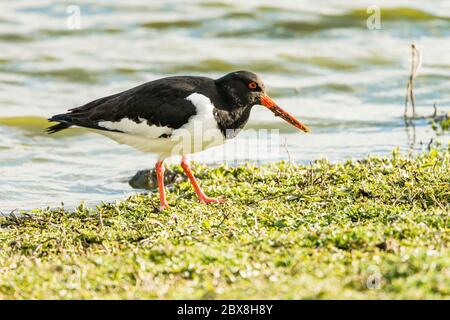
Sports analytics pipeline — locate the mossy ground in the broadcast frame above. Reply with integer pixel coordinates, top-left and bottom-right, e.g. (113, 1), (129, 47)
(0, 148), (449, 299)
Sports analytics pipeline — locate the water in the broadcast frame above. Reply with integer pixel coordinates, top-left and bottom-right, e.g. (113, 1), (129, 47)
(1, 0), (449, 211)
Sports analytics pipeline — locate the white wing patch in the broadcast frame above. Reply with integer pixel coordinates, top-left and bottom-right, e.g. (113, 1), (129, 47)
(183, 93), (218, 132)
(171, 93), (225, 155)
(98, 117), (173, 139)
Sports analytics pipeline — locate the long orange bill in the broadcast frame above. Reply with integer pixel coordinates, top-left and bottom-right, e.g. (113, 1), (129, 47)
(260, 95), (310, 133)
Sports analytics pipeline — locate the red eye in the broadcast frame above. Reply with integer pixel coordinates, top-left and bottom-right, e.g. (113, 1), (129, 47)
(248, 82), (257, 90)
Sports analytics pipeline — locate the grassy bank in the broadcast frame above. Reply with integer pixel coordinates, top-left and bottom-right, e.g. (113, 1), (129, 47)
(0, 148), (449, 299)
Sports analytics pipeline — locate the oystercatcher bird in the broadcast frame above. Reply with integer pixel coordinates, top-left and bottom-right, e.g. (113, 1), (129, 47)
(48, 71), (309, 209)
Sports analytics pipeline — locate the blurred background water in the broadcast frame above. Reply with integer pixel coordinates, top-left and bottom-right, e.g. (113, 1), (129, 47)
(0, 0), (449, 211)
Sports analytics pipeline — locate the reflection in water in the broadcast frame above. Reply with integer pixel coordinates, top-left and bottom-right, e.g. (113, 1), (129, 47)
(404, 118), (417, 155)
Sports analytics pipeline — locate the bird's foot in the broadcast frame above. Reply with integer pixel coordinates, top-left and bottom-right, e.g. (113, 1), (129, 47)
(159, 201), (170, 211)
(198, 195), (226, 204)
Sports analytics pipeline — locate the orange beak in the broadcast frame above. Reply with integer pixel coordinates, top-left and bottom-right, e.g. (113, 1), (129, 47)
(260, 95), (310, 133)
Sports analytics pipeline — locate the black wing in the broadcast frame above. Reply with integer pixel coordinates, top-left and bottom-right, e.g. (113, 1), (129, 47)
(47, 76), (215, 134)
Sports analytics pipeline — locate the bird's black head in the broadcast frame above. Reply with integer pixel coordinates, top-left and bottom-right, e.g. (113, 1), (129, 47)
(215, 70), (266, 108)
(215, 70), (310, 133)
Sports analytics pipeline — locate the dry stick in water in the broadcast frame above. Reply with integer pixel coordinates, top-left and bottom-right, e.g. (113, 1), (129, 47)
(404, 44), (422, 118)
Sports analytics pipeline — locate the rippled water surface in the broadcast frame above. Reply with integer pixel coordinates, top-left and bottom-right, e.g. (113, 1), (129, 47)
(1, 0), (449, 211)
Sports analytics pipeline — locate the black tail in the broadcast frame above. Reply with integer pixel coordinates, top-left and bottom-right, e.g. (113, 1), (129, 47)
(46, 122), (72, 134)
(47, 113), (123, 134)
(46, 114), (73, 134)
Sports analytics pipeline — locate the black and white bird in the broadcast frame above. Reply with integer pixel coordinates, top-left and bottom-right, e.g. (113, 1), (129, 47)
(48, 70), (309, 209)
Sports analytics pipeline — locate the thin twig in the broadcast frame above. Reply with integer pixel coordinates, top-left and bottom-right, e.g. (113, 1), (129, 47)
(283, 138), (292, 164)
(427, 138), (434, 151)
(98, 209), (104, 230)
(404, 44), (422, 118)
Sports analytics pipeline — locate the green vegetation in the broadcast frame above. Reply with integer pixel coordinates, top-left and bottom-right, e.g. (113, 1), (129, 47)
(0, 148), (449, 299)
(432, 114), (450, 133)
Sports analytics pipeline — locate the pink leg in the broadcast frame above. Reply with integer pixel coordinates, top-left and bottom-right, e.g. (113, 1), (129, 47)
(181, 156), (225, 204)
(155, 160), (169, 210)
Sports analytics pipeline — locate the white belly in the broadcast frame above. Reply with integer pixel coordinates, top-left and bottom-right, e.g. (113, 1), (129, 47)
(94, 93), (226, 160)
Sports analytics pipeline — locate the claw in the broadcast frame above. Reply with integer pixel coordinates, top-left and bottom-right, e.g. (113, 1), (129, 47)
(199, 196), (226, 204)
(159, 202), (170, 211)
